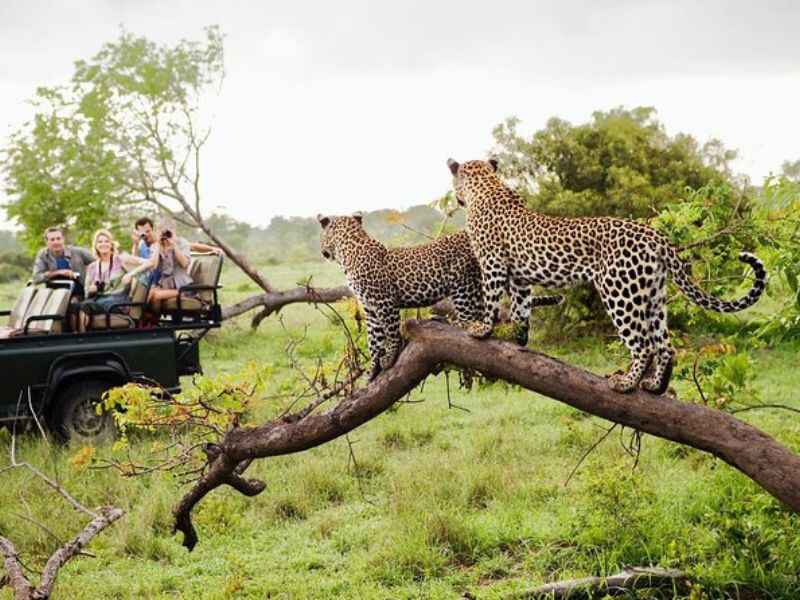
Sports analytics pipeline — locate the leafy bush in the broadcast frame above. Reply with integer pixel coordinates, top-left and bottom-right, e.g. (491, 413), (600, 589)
(0, 263), (27, 283)
(0, 251), (30, 283)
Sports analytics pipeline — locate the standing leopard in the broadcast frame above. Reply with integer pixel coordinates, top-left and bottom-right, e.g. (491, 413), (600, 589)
(446, 158), (767, 394)
(318, 214), (562, 380)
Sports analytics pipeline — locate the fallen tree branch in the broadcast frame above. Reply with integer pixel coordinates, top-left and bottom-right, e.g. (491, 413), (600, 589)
(0, 507), (124, 600)
(217, 285), (353, 325)
(173, 320), (800, 549)
(223, 288), (472, 329)
(507, 566), (688, 599)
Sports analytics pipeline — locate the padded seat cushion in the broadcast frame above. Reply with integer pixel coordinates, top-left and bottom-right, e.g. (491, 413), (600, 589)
(86, 313), (135, 330)
(162, 296), (205, 311)
(163, 253), (222, 313)
(7, 287), (38, 329)
(29, 288), (71, 333)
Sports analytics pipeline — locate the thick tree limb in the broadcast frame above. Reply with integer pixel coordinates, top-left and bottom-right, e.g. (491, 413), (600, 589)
(508, 566), (688, 599)
(221, 286), (354, 323)
(0, 507), (123, 600)
(173, 320), (800, 550)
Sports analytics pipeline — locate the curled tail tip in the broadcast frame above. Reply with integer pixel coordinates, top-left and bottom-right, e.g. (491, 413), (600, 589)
(737, 252), (768, 279)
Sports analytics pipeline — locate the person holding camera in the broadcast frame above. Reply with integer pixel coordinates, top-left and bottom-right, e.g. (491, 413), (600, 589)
(78, 229), (150, 332)
(131, 216), (222, 260)
(145, 222), (194, 317)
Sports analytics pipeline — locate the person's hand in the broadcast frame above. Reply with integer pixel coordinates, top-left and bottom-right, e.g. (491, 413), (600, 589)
(131, 229), (141, 244)
(210, 247), (223, 256)
(121, 272), (133, 287)
(49, 269), (73, 279)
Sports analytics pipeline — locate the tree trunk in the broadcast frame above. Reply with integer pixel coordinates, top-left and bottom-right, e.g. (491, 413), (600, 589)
(174, 320), (800, 549)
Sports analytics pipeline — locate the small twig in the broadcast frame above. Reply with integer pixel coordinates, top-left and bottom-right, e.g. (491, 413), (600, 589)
(444, 370), (470, 413)
(692, 350), (708, 404)
(731, 404), (800, 415)
(344, 435), (376, 506)
(27, 386), (48, 443)
(563, 423), (618, 487)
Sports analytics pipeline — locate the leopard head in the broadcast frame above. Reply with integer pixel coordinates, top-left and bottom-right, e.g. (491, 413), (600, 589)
(317, 214), (364, 263)
(447, 158), (499, 208)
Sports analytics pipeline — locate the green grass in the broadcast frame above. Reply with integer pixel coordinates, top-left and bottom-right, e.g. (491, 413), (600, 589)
(1, 263), (799, 599)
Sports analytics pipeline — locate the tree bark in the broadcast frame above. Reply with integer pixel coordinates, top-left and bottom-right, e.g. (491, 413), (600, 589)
(174, 320), (800, 549)
(0, 506), (123, 600)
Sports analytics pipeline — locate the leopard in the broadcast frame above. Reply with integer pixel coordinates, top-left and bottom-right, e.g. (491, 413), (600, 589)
(318, 214), (562, 380)
(446, 158), (768, 395)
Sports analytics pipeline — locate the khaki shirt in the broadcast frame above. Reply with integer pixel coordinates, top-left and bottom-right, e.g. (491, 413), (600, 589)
(32, 246), (94, 284)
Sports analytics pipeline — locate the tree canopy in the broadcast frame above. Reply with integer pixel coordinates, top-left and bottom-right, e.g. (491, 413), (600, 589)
(2, 26), (224, 253)
(492, 106), (741, 219)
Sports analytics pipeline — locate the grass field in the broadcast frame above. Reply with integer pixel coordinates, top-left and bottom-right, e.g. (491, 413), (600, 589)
(1, 261), (799, 599)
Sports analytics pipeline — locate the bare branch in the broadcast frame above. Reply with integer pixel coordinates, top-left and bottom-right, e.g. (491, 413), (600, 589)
(508, 566), (688, 599)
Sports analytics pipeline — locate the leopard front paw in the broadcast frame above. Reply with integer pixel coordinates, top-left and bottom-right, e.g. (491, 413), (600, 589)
(607, 373), (637, 394)
(466, 321), (492, 339)
(640, 375), (668, 395)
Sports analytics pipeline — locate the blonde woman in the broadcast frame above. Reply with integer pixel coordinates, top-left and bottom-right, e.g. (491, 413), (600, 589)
(78, 229), (150, 331)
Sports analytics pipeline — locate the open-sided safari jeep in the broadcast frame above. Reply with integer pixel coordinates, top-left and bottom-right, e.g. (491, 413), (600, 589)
(0, 253), (223, 443)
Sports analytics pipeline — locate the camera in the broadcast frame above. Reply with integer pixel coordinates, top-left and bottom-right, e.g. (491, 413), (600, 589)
(139, 232), (147, 240)
(96, 281), (106, 294)
(160, 230), (173, 241)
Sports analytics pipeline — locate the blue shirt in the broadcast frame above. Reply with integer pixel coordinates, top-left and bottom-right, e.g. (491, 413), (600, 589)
(55, 256), (71, 270)
(138, 240), (153, 259)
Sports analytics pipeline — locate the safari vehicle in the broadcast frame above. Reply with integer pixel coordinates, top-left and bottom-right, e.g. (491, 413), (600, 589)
(0, 253), (224, 443)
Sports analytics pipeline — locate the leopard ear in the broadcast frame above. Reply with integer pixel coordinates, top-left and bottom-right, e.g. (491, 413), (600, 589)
(317, 214), (331, 228)
(487, 158), (499, 172)
(352, 212), (364, 225)
(447, 158), (460, 176)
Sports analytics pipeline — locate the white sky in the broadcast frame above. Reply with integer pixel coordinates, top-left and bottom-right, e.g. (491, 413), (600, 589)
(1, 0), (799, 230)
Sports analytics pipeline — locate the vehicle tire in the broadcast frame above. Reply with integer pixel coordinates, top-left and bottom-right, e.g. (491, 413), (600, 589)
(54, 379), (118, 444)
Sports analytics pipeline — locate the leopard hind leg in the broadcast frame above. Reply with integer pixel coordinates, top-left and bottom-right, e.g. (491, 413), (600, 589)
(449, 269), (484, 330)
(364, 304), (402, 381)
(596, 272), (656, 394)
(640, 274), (675, 394)
(468, 258), (507, 339)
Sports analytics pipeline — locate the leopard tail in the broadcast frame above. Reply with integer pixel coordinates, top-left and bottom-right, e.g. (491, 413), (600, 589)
(665, 247), (767, 313)
(530, 295), (563, 307)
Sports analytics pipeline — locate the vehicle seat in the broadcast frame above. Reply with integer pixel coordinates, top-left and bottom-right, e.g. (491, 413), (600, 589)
(0, 287), (38, 338)
(86, 276), (150, 330)
(162, 253), (223, 314)
(26, 288), (71, 334)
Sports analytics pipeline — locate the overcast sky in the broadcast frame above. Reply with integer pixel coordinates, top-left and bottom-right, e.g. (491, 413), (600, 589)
(1, 0), (798, 230)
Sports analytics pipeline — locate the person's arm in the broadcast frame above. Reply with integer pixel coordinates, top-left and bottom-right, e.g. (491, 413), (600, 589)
(78, 247), (94, 264)
(32, 251), (71, 283)
(120, 251), (158, 286)
(31, 250), (49, 284)
(84, 266), (97, 298)
(173, 238), (190, 270)
(189, 242), (222, 255)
